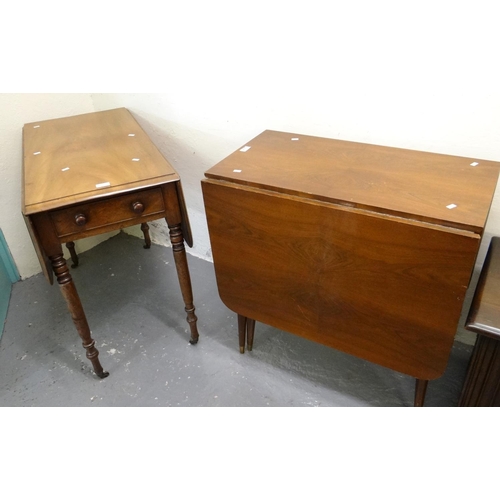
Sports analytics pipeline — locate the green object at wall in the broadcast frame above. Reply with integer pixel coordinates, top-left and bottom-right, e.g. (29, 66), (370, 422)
(0, 230), (20, 339)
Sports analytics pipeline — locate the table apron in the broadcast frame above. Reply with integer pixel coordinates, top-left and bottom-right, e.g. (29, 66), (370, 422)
(50, 188), (165, 240)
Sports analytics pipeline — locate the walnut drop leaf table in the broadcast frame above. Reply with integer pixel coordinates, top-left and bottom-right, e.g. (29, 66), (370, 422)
(202, 130), (500, 406)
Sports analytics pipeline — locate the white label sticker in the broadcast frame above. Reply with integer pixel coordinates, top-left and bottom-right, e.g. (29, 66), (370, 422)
(132, 158), (140, 161)
(233, 169), (242, 173)
(470, 162), (479, 166)
(128, 133), (135, 137)
(291, 137), (299, 141)
(61, 167), (70, 171)
(446, 204), (457, 209)
(33, 125), (40, 128)
(240, 146), (251, 152)
(96, 182), (111, 189)
(33, 151), (41, 155)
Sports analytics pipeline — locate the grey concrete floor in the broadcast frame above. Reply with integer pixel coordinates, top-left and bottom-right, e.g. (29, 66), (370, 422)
(0, 232), (473, 406)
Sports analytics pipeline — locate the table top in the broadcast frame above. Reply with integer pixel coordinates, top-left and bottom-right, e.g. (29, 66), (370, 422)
(205, 130), (500, 234)
(466, 236), (500, 340)
(22, 108), (178, 214)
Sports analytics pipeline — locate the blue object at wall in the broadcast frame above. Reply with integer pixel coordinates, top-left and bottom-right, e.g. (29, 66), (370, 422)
(0, 230), (20, 339)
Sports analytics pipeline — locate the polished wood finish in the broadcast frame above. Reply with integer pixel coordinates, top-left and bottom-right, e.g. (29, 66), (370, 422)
(50, 188), (165, 241)
(206, 131), (499, 233)
(65, 241), (79, 268)
(238, 314), (247, 354)
(22, 108), (199, 377)
(414, 379), (429, 407)
(246, 318), (255, 352)
(459, 335), (500, 406)
(163, 182), (199, 343)
(459, 237), (500, 406)
(51, 252), (108, 378)
(23, 108), (177, 214)
(463, 237), (500, 340)
(141, 222), (152, 249)
(203, 180), (479, 379)
(237, 315), (256, 354)
(203, 130), (500, 406)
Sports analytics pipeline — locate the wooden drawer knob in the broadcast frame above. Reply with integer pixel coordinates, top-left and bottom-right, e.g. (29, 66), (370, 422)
(132, 201), (145, 214)
(74, 214), (87, 226)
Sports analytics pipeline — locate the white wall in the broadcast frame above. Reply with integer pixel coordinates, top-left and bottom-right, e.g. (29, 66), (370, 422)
(0, 94), (106, 278)
(90, 0), (500, 266)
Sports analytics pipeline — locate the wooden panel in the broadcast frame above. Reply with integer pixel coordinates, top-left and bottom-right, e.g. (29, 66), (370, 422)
(202, 179), (480, 380)
(459, 335), (500, 406)
(22, 108), (179, 214)
(206, 130), (500, 233)
(50, 188), (165, 239)
(176, 181), (194, 248)
(460, 237), (500, 406)
(465, 237), (500, 340)
(23, 214), (53, 284)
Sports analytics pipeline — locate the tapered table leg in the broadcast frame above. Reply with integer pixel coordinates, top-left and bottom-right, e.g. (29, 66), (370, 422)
(246, 318), (255, 351)
(414, 379), (428, 407)
(238, 314), (247, 353)
(237, 315), (256, 353)
(50, 254), (109, 378)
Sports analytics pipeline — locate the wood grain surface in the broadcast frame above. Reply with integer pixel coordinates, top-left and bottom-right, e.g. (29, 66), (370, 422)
(465, 237), (500, 340)
(22, 108), (178, 214)
(206, 130), (499, 233)
(460, 237), (500, 405)
(202, 179), (480, 380)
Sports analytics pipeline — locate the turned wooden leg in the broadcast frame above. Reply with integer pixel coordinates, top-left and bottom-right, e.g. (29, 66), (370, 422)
(66, 241), (79, 268)
(414, 378), (428, 407)
(167, 222), (199, 344)
(140, 222), (151, 249)
(50, 254), (109, 378)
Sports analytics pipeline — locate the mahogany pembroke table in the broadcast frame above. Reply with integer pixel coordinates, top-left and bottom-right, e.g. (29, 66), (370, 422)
(22, 108), (199, 378)
(202, 130), (500, 406)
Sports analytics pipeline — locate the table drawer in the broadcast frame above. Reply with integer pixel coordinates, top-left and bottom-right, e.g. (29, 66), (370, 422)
(51, 188), (165, 238)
